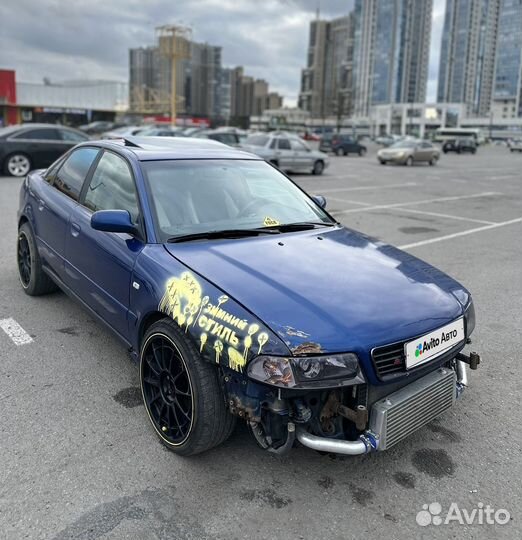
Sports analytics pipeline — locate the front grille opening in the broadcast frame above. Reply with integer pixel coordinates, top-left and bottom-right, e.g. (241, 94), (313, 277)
(372, 343), (405, 377)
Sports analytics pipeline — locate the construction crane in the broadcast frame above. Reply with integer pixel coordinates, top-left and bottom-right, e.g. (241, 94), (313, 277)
(156, 25), (192, 125)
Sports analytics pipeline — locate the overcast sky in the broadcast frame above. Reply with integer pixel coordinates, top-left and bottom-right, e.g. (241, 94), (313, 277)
(0, 0), (445, 105)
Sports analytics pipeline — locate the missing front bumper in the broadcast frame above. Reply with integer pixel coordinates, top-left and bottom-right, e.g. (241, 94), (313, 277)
(297, 365), (466, 455)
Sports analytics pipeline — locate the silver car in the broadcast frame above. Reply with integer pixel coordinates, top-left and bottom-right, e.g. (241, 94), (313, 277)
(377, 140), (440, 166)
(241, 132), (329, 175)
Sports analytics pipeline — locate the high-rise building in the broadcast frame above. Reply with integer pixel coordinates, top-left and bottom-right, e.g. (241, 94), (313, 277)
(353, 0), (432, 117)
(229, 67), (283, 124)
(301, 1), (432, 119)
(130, 30), (282, 124)
(437, 0), (501, 116)
(298, 13), (355, 118)
(129, 46), (167, 113)
(186, 42), (222, 118)
(129, 30), (222, 119)
(492, 0), (522, 118)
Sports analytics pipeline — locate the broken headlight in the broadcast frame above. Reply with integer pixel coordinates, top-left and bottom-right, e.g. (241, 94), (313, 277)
(247, 353), (365, 389)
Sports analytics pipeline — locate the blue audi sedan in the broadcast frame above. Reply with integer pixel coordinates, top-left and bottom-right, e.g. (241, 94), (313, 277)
(17, 137), (480, 456)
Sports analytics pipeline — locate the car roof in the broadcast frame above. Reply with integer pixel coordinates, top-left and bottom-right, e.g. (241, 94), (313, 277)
(82, 136), (261, 161)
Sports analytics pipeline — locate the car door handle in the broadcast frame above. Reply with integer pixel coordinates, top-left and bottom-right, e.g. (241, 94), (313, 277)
(71, 222), (81, 237)
(38, 199), (46, 211)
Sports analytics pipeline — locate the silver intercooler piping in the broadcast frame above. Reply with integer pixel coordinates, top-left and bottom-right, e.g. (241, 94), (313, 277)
(296, 427), (378, 455)
(456, 360), (468, 387)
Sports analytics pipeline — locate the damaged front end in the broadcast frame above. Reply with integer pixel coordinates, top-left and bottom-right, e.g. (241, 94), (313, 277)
(221, 349), (480, 456)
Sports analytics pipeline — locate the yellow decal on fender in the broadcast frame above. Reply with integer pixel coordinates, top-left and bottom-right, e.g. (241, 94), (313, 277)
(159, 271), (269, 372)
(263, 216), (280, 227)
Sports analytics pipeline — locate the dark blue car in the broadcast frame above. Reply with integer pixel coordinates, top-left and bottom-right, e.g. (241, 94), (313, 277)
(16, 137), (480, 456)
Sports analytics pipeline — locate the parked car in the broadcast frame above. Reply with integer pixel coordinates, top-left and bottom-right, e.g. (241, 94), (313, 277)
(330, 134), (367, 156)
(195, 130), (242, 147)
(78, 121), (116, 136)
(102, 125), (148, 139)
(319, 134), (334, 153)
(0, 123), (89, 177)
(375, 135), (396, 146)
(508, 138), (522, 152)
(241, 132), (329, 174)
(377, 140), (440, 166)
(443, 138), (477, 154)
(181, 127), (207, 137)
(17, 136), (479, 456)
(139, 127), (185, 137)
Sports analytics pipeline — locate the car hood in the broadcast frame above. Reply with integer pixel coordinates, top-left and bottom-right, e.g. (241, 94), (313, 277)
(164, 227), (465, 354)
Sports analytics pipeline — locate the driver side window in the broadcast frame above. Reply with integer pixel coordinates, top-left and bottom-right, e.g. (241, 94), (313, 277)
(83, 151), (140, 224)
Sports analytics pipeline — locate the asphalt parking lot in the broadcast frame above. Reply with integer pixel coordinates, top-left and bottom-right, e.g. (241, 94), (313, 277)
(0, 145), (520, 539)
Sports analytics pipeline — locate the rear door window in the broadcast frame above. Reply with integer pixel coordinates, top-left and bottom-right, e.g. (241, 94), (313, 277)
(277, 139), (291, 150)
(13, 128), (60, 141)
(54, 147), (99, 200)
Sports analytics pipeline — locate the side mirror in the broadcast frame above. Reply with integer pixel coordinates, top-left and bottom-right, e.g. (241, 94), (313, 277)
(312, 195), (327, 209)
(91, 210), (139, 236)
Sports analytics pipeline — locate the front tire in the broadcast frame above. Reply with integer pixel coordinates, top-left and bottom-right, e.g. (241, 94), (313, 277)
(312, 160), (324, 175)
(140, 318), (236, 456)
(336, 148), (343, 157)
(5, 153), (31, 177)
(17, 222), (58, 295)
(406, 156), (413, 166)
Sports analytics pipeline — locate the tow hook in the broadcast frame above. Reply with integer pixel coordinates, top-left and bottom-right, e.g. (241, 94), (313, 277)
(457, 351), (481, 370)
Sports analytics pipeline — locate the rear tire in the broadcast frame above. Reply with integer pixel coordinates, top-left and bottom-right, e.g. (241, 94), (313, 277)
(335, 148), (343, 157)
(379, 159), (386, 165)
(4, 153), (31, 177)
(17, 222), (58, 296)
(140, 318), (236, 456)
(358, 148), (366, 156)
(312, 160), (324, 175)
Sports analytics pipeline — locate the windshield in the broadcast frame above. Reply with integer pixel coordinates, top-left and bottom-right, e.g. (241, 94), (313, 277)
(142, 160), (333, 242)
(390, 140), (417, 149)
(244, 135), (269, 146)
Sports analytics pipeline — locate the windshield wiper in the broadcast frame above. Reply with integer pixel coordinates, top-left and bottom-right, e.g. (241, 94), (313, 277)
(265, 221), (336, 232)
(167, 228), (280, 243)
(167, 222), (337, 243)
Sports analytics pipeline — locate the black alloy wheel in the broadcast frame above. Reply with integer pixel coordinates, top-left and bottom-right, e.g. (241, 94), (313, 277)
(17, 232), (31, 288)
(141, 334), (194, 445)
(17, 222), (57, 296)
(139, 318), (236, 455)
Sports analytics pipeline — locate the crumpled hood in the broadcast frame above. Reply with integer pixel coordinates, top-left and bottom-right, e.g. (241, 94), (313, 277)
(165, 227), (465, 354)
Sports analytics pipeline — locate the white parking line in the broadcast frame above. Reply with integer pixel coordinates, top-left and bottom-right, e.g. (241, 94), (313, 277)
(317, 182), (417, 194)
(398, 217), (522, 250)
(388, 207), (496, 225)
(0, 318), (33, 346)
(331, 191), (501, 215)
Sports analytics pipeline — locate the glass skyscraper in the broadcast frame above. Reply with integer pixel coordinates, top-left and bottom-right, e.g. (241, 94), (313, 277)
(353, 0), (432, 116)
(493, 0), (522, 117)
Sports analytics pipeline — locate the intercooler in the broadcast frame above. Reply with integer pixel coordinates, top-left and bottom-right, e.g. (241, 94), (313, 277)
(369, 367), (456, 450)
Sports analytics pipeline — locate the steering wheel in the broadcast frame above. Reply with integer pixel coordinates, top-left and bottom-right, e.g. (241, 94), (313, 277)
(237, 197), (275, 218)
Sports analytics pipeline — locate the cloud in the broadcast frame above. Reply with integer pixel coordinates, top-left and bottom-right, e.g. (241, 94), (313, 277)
(0, 0), (441, 107)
